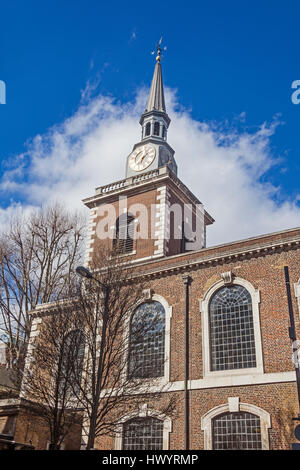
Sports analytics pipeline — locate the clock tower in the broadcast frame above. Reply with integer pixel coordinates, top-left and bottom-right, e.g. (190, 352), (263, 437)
(126, 41), (177, 177)
(83, 42), (214, 267)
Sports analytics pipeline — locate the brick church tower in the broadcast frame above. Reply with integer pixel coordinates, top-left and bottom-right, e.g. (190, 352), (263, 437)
(83, 41), (214, 267)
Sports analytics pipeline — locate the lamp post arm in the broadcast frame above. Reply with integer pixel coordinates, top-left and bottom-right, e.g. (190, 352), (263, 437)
(90, 274), (107, 290)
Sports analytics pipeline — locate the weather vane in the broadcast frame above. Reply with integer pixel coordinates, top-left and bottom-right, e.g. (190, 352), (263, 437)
(151, 37), (167, 62)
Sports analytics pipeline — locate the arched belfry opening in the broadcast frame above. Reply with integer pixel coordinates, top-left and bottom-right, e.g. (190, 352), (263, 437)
(113, 213), (135, 254)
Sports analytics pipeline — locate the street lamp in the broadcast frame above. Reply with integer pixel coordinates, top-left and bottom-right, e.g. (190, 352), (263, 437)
(76, 266), (93, 279)
(76, 266), (107, 289)
(75, 265), (110, 450)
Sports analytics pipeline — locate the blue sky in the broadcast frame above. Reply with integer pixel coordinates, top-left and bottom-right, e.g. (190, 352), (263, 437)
(0, 0), (299, 244)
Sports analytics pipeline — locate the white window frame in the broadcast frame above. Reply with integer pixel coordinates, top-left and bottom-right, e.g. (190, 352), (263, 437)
(123, 292), (172, 386)
(200, 277), (264, 378)
(114, 404), (172, 450)
(201, 400), (271, 450)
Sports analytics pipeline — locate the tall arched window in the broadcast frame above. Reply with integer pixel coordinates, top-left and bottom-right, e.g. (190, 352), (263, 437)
(213, 412), (262, 450)
(60, 330), (85, 395)
(154, 122), (160, 136)
(209, 285), (256, 371)
(128, 301), (165, 379)
(122, 417), (163, 450)
(145, 122), (151, 136)
(113, 213), (135, 254)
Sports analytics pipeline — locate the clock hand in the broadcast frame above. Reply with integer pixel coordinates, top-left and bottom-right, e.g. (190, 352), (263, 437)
(136, 152), (147, 164)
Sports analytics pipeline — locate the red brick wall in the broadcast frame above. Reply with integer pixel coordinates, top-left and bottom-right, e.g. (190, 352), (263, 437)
(13, 409), (82, 450)
(144, 246), (300, 380)
(91, 188), (158, 262)
(11, 227), (300, 450)
(92, 238), (300, 450)
(93, 383), (299, 450)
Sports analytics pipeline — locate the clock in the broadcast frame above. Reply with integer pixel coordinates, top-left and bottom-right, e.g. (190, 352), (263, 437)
(128, 145), (156, 172)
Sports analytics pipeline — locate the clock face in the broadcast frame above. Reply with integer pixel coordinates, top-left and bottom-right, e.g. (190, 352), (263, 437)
(128, 145), (156, 172)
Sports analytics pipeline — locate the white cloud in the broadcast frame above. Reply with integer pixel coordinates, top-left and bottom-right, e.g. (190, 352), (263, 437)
(0, 87), (299, 246)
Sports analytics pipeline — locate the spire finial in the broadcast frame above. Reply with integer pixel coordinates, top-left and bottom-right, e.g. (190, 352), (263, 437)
(152, 37), (167, 63)
(143, 37), (169, 114)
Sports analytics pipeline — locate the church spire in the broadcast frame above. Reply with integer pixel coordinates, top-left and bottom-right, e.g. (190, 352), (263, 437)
(139, 38), (170, 141)
(126, 40), (177, 178)
(145, 40), (166, 113)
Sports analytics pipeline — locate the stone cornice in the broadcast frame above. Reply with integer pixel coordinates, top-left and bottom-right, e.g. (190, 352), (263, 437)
(83, 167), (192, 205)
(0, 398), (22, 410)
(130, 229), (300, 281)
(28, 227), (300, 315)
(0, 397), (83, 414)
(82, 166), (214, 225)
(29, 297), (80, 318)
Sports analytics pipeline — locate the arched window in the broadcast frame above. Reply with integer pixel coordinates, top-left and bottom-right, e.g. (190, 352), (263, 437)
(113, 213), (135, 254)
(213, 412), (262, 450)
(162, 126), (166, 139)
(128, 301), (165, 379)
(60, 330), (85, 395)
(145, 122), (151, 136)
(122, 417), (163, 450)
(209, 285), (256, 371)
(154, 122), (160, 136)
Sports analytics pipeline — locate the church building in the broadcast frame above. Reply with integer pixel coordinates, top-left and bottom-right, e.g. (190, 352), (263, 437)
(1, 42), (300, 451)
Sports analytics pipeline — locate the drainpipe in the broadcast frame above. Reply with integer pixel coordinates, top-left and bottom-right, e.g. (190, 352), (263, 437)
(182, 273), (192, 450)
(284, 266), (300, 419)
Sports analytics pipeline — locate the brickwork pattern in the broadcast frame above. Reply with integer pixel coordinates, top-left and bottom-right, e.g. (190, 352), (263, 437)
(3, 228), (299, 450)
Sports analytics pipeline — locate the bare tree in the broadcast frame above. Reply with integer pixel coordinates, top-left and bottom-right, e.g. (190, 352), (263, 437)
(72, 250), (176, 450)
(20, 304), (85, 450)
(0, 203), (86, 368)
(19, 248), (176, 450)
